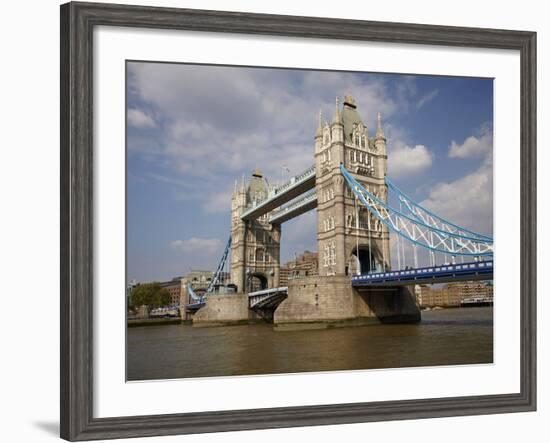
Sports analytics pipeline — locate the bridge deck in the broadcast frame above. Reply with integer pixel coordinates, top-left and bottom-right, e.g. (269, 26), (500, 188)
(352, 261), (493, 287)
(248, 287), (289, 309)
(269, 191), (317, 224)
(248, 287), (289, 297)
(186, 301), (205, 312)
(241, 166), (315, 221)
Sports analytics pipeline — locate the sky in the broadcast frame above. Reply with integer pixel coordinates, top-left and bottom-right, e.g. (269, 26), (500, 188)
(127, 62), (493, 283)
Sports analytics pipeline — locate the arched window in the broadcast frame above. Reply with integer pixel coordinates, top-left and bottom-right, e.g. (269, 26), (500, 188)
(255, 249), (264, 262)
(324, 244), (330, 267)
(330, 242), (336, 265)
(324, 129), (330, 144)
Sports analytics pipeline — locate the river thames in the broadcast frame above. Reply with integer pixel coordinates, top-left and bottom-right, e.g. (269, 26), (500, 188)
(127, 307), (493, 381)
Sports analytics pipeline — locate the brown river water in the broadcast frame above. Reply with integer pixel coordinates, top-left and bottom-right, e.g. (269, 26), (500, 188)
(127, 307), (493, 381)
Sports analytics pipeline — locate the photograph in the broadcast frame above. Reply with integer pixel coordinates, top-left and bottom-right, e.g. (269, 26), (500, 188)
(0, 0), (534, 441)
(125, 62), (495, 381)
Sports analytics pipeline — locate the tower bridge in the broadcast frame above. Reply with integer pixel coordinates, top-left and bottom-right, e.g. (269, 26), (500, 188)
(190, 95), (493, 328)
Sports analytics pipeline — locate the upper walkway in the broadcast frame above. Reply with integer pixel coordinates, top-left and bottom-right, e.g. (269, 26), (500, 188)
(268, 189), (318, 224)
(241, 165), (316, 221)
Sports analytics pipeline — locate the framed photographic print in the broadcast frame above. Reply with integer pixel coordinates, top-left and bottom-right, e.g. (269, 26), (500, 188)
(60, 1), (536, 441)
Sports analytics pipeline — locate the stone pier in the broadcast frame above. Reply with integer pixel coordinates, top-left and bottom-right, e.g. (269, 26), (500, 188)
(192, 293), (261, 327)
(273, 276), (420, 330)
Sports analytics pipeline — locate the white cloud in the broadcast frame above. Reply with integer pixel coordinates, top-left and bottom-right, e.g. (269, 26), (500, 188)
(145, 172), (195, 188)
(170, 237), (222, 253)
(449, 124), (493, 158)
(420, 156), (493, 236)
(416, 88), (439, 109)
(201, 188), (234, 214)
(417, 124), (494, 236)
(127, 62), (419, 185)
(127, 108), (157, 128)
(388, 143), (433, 177)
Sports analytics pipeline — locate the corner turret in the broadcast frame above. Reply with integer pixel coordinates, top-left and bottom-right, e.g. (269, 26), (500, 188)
(331, 96), (344, 143)
(315, 110), (323, 153)
(374, 112), (387, 155)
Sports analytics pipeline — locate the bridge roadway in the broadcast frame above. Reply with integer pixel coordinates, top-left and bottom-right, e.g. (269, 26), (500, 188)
(248, 286), (289, 310)
(240, 165), (316, 221)
(186, 287), (290, 314)
(186, 301), (205, 312)
(352, 261), (493, 287)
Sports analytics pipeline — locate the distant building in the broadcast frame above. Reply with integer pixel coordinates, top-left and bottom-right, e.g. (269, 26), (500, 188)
(279, 266), (290, 288)
(159, 277), (185, 306)
(179, 269), (233, 320)
(416, 281), (494, 308)
(128, 270), (216, 309)
(279, 251), (319, 286)
(183, 270), (213, 292)
(448, 281), (494, 301)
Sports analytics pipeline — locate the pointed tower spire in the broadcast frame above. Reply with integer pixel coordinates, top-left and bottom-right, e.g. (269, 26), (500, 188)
(375, 112), (385, 139)
(332, 96), (342, 123)
(315, 109), (323, 136)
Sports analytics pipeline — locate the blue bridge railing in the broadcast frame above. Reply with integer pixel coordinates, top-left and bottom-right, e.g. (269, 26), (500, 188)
(352, 261), (493, 287)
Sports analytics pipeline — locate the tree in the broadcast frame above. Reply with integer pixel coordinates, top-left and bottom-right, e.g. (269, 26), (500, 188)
(129, 282), (171, 310)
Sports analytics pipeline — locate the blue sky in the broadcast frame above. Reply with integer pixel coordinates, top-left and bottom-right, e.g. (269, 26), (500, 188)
(127, 62), (493, 283)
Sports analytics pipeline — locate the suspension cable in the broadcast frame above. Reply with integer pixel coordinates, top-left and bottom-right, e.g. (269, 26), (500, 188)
(399, 201), (406, 268)
(367, 194), (373, 273)
(355, 194), (360, 275)
(396, 222), (401, 270)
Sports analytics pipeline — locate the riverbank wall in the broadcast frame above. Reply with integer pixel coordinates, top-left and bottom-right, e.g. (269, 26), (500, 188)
(127, 318), (182, 327)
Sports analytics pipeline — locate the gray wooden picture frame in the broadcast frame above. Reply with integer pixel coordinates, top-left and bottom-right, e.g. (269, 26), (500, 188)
(60, 1), (537, 441)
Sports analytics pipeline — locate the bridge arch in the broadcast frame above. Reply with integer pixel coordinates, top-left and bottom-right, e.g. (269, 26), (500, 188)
(350, 245), (378, 275)
(246, 272), (268, 292)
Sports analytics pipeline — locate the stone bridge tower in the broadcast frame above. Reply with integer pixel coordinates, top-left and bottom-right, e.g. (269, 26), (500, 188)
(315, 95), (391, 278)
(230, 170), (281, 293)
